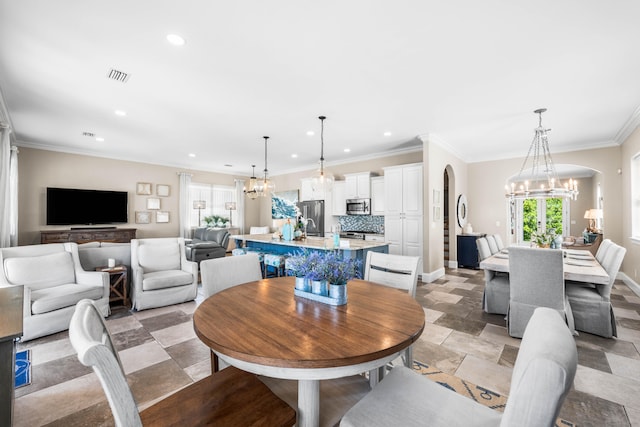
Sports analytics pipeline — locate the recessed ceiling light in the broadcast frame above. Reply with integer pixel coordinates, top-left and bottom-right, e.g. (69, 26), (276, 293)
(166, 34), (186, 46)
(306, 131), (314, 136)
(344, 148), (351, 153)
(188, 153), (196, 158)
(291, 154), (298, 158)
(383, 131), (392, 137)
(115, 110), (127, 117)
(224, 164), (233, 167)
(96, 137), (105, 142)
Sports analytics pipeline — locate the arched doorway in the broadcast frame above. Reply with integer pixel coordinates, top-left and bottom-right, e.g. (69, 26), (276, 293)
(444, 168), (450, 264)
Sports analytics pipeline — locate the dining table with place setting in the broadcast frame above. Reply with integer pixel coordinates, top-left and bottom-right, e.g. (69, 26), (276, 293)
(479, 247), (610, 285)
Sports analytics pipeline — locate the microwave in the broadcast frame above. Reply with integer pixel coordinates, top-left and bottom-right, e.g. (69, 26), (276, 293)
(346, 198), (371, 215)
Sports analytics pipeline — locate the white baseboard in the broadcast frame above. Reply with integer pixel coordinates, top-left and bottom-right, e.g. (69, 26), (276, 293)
(620, 272), (640, 297)
(422, 267), (445, 283)
(447, 260), (458, 269)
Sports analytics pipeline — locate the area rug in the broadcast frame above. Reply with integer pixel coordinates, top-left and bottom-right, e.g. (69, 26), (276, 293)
(15, 349), (31, 388)
(412, 360), (575, 427)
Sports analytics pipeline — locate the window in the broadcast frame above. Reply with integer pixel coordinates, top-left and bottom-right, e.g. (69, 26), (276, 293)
(632, 153), (640, 242)
(515, 197), (569, 244)
(189, 182), (235, 227)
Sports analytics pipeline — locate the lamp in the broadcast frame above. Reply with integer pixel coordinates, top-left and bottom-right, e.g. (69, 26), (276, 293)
(225, 202), (236, 227)
(193, 200), (206, 226)
(505, 109), (579, 201)
(584, 208), (602, 232)
(243, 165), (260, 200)
(311, 115), (334, 193)
(257, 136), (275, 197)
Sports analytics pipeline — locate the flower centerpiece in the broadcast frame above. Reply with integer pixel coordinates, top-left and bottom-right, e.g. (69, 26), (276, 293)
(531, 228), (556, 248)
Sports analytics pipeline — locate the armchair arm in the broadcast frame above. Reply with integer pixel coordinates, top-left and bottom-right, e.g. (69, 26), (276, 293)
(182, 259), (198, 280)
(76, 270), (110, 300)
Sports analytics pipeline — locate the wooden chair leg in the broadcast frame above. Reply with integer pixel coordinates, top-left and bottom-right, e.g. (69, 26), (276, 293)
(211, 350), (219, 373)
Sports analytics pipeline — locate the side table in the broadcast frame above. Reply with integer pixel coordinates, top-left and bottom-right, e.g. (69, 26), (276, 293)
(96, 265), (129, 307)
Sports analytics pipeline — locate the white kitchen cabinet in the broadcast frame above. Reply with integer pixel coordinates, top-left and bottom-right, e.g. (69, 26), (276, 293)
(383, 163), (423, 273)
(300, 177), (326, 201)
(370, 176), (385, 215)
(344, 172), (371, 199)
(332, 181), (346, 216)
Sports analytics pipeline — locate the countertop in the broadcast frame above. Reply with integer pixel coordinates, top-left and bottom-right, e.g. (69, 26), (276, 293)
(231, 234), (389, 251)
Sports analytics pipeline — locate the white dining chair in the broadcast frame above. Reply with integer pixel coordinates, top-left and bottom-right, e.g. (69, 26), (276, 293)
(200, 253), (263, 371)
(477, 237), (510, 315)
(507, 246), (575, 338)
(476, 237), (491, 261)
(250, 226), (270, 234)
(485, 235), (499, 255)
(595, 238), (612, 264)
(364, 251), (420, 370)
(340, 307), (577, 427)
(493, 234), (505, 251)
(68, 299), (296, 427)
(566, 242), (626, 338)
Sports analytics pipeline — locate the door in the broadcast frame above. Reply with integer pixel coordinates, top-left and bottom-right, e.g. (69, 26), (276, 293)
(516, 197), (569, 243)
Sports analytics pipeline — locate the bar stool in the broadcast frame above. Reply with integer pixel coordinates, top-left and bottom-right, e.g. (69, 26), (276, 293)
(263, 253), (286, 278)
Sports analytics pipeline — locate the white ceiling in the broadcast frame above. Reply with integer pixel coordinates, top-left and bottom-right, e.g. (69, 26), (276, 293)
(1, 1), (639, 177)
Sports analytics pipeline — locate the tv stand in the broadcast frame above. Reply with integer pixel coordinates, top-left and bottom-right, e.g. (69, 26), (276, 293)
(41, 228), (136, 244)
(70, 226), (117, 230)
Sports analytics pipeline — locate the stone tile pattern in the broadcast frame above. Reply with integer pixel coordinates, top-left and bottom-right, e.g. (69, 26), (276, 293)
(13, 268), (640, 426)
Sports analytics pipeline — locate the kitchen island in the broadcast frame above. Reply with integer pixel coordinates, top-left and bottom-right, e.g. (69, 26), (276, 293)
(231, 234), (388, 279)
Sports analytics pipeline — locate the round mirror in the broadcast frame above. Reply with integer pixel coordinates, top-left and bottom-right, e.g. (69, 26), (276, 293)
(457, 194), (468, 227)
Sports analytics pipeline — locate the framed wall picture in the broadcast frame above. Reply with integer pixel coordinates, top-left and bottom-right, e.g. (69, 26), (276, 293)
(156, 211), (169, 223)
(433, 189), (440, 204)
(135, 211), (151, 224)
(157, 184), (170, 197)
(147, 198), (160, 210)
(433, 206), (441, 221)
(136, 182), (152, 195)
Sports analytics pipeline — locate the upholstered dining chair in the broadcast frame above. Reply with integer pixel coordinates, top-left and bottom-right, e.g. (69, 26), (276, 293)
(507, 246), (574, 338)
(250, 226), (270, 234)
(340, 307), (578, 427)
(477, 237), (510, 315)
(595, 238), (613, 264)
(69, 299), (296, 427)
(493, 234), (505, 251)
(364, 251), (420, 369)
(485, 235), (499, 255)
(566, 242), (626, 338)
(200, 253), (263, 371)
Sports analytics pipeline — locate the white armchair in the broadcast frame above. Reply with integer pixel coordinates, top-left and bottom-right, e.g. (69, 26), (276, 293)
(0, 242), (109, 341)
(130, 238), (198, 311)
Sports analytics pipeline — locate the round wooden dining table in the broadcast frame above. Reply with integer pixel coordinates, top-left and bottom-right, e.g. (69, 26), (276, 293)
(193, 276), (425, 427)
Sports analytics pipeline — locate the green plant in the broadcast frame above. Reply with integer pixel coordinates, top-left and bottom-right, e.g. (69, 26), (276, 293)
(203, 214), (229, 227)
(531, 228), (556, 247)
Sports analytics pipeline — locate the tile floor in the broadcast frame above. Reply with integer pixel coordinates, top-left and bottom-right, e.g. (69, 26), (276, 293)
(12, 267), (640, 426)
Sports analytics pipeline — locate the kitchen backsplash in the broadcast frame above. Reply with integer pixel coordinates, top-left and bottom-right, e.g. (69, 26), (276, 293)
(338, 216), (384, 232)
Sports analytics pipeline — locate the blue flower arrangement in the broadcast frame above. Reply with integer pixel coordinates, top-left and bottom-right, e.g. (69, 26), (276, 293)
(287, 249), (361, 284)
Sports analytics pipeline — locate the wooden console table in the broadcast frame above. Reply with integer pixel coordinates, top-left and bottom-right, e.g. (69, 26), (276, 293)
(41, 228), (136, 244)
(0, 286), (24, 427)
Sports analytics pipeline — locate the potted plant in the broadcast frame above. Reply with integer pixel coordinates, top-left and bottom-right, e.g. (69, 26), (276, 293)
(286, 249), (312, 292)
(531, 229), (556, 248)
(323, 251), (361, 300)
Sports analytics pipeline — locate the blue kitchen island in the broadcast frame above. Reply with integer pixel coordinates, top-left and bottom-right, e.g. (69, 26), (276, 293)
(231, 234), (389, 279)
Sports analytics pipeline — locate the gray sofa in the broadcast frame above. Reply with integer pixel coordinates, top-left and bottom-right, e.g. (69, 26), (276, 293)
(185, 228), (230, 263)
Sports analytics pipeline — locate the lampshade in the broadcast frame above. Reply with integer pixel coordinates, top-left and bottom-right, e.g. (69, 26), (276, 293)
(311, 115), (334, 193)
(244, 165), (260, 200)
(584, 209), (603, 220)
(193, 200), (206, 209)
(225, 202), (236, 210)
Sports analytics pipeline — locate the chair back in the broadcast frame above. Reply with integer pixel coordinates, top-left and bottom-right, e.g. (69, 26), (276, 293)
(476, 237), (491, 261)
(501, 307), (577, 427)
(509, 247), (564, 311)
(250, 226), (270, 234)
(486, 235), (499, 254)
(595, 238), (612, 264)
(200, 252), (263, 299)
(131, 238), (186, 273)
(69, 299), (142, 427)
(364, 252), (419, 298)
(597, 242), (626, 299)
(588, 233), (603, 256)
(493, 234), (505, 251)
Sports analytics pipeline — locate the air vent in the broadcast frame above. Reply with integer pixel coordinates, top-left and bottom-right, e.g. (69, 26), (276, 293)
(82, 131), (95, 137)
(107, 68), (130, 83)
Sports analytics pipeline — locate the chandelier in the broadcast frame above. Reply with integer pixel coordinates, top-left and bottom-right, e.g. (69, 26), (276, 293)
(505, 108), (579, 201)
(244, 164), (260, 200)
(256, 136), (275, 197)
(311, 115), (334, 193)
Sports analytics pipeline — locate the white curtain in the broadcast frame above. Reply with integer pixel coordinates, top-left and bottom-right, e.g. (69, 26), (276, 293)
(178, 172), (193, 238)
(0, 124), (18, 247)
(235, 179), (245, 234)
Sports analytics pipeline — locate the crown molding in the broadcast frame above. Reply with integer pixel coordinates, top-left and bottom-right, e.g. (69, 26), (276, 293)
(614, 104), (640, 144)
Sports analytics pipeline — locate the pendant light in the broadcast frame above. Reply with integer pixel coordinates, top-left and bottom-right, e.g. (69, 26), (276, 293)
(257, 136), (275, 196)
(311, 115), (334, 193)
(243, 165), (260, 200)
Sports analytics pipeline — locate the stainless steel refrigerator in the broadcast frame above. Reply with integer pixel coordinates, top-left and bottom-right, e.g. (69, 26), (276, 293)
(297, 200), (325, 237)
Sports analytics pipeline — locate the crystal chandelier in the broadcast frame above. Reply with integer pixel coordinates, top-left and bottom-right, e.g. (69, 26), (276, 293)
(256, 136), (275, 197)
(505, 108), (579, 201)
(243, 165), (260, 200)
(311, 115), (334, 193)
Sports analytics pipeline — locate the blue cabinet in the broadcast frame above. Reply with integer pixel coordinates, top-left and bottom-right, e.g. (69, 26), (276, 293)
(457, 234), (485, 269)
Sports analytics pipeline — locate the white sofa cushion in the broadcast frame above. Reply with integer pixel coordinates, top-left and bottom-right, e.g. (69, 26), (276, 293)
(31, 283), (104, 314)
(4, 251), (75, 290)
(142, 270), (194, 291)
(138, 244), (181, 273)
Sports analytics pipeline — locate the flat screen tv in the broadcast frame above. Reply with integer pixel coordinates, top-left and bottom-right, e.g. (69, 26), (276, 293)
(46, 187), (128, 226)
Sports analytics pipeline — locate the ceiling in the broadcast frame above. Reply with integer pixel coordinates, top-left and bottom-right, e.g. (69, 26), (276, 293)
(1, 1), (639, 178)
